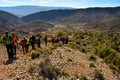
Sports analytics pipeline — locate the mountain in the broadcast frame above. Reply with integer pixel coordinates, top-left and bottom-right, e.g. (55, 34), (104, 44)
(21, 7), (120, 24)
(0, 10), (24, 32)
(0, 5), (72, 17)
(16, 20), (54, 34)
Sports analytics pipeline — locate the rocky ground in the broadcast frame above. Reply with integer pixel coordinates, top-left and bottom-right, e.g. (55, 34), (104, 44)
(0, 44), (120, 80)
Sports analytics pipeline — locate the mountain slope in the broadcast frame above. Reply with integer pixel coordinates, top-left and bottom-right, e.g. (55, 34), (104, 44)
(21, 7), (120, 24)
(0, 6), (72, 17)
(0, 10), (24, 32)
(17, 20), (54, 34)
(85, 18), (120, 31)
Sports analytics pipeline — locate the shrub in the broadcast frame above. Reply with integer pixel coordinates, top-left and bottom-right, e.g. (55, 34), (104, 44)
(56, 30), (66, 37)
(81, 47), (86, 53)
(99, 47), (111, 58)
(90, 62), (96, 67)
(27, 64), (35, 74)
(109, 64), (119, 72)
(89, 55), (97, 61)
(40, 48), (52, 56)
(93, 70), (105, 80)
(75, 73), (88, 80)
(79, 75), (88, 80)
(67, 58), (73, 62)
(39, 59), (68, 79)
(30, 50), (40, 59)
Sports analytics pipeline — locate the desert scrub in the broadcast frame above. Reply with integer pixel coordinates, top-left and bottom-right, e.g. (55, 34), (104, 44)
(27, 64), (35, 74)
(52, 43), (63, 49)
(67, 58), (73, 62)
(56, 30), (67, 37)
(40, 48), (52, 56)
(89, 62), (96, 67)
(75, 73), (88, 80)
(30, 50), (40, 59)
(93, 70), (105, 80)
(89, 55), (97, 61)
(39, 59), (68, 80)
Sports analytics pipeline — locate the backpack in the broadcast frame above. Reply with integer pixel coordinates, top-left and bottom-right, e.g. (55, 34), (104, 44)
(20, 39), (27, 47)
(12, 36), (17, 46)
(36, 38), (40, 43)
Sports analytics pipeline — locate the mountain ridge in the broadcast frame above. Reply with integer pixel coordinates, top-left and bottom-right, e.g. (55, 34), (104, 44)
(0, 5), (73, 17)
(21, 6), (120, 23)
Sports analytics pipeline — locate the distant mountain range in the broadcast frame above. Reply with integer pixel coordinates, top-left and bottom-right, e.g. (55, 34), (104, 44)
(0, 5), (72, 17)
(21, 7), (120, 23)
(0, 6), (120, 32)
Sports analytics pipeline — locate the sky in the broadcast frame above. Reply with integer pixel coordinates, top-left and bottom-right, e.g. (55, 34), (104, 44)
(0, 0), (120, 8)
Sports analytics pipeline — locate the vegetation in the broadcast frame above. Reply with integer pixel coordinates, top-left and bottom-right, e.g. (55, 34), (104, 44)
(68, 31), (120, 73)
(30, 50), (40, 59)
(28, 59), (68, 80)
(93, 70), (105, 80)
(89, 55), (97, 61)
(89, 62), (96, 67)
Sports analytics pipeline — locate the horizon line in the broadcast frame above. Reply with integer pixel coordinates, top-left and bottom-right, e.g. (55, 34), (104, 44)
(0, 5), (120, 9)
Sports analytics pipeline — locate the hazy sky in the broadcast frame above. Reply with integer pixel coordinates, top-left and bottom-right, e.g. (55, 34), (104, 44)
(0, 0), (120, 8)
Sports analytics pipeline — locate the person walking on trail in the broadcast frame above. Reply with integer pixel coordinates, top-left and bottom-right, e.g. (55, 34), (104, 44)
(60, 36), (65, 44)
(36, 36), (41, 48)
(3, 32), (13, 60)
(11, 33), (18, 58)
(44, 35), (48, 47)
(20, 38), (27, 54)
(30, 35), (36, 50)
(25, 36), (30, 53)
(65, 36), (68, 44)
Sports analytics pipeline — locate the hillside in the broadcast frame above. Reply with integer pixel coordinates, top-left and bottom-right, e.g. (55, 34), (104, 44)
(0, 31), (120, 80)
(16, 20), (54, 34)
(85, 18), (120, 31)
(0, 6), (72, 17)
(0, 10), (24, 32)
(21, 7), (120, 24)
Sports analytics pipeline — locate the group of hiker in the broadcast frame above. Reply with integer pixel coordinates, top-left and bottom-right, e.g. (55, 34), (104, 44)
(2, 32), (69, 60)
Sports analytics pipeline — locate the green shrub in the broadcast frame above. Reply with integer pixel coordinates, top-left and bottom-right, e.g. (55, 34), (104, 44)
(39, 59), (68, 79)
(75, 73), (88, 80)
(109, 64), (119, 72)
(27, 64), (35, 74)
(81, 47), (86, 53)
(89, 55), (97, 61)
(79, 75), (88, 80)
(30, 50), (40, 59)
(89, 62), (96, 67)
(99, 47), (111, 58)
(67, 58), (73, 62)
(93, 70), (105, 80)
(56, 30), (66, 37)
(40, 48), (52, 56)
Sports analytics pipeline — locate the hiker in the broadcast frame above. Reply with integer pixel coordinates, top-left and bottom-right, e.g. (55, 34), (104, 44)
(11, 33), (18, 58)
(65, 36), (68, 44)
(30, 35), (36, 50)
(20, 38), (27, 54)
(3, 32), (13, 60)
(44, 35), (48, 47)
(51, 37), (55, 45)
(25, 36), (30, 53)
(36, 36), (41, 48)
(60, 36), (65, 44)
